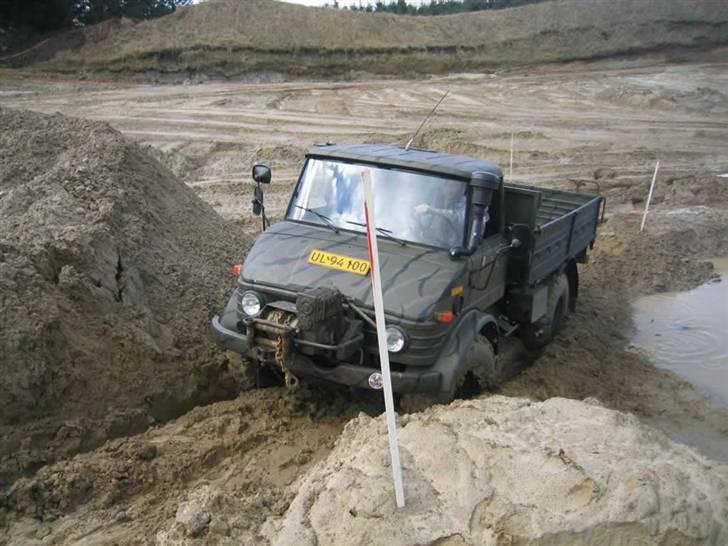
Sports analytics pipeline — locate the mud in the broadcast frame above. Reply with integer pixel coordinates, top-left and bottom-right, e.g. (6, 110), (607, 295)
(0, 56), (727, 543)
(0, 107), (248, 485)
(2, 388), (359, 545)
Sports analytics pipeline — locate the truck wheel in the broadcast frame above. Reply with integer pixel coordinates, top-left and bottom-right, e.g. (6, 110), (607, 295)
(521, 273), (570, 351)
(469, 334), (503, 389)
(399, 335), (496, 413)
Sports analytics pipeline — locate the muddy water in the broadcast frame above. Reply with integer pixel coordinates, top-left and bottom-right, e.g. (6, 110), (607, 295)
(631, 258), (728, 406)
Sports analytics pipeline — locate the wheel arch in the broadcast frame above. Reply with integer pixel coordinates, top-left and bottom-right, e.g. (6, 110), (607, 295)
(565, 259), (579, 312)
(432, 309), (497, 395)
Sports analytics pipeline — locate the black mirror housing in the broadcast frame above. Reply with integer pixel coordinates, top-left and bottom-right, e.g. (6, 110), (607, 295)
(252, 164), (271, 184)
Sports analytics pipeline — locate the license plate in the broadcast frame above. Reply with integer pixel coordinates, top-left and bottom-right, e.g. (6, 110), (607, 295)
(308, 249), (370, 276)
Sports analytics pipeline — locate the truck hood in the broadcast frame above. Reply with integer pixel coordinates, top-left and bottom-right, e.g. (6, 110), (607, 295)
(242, 221), (465, 321)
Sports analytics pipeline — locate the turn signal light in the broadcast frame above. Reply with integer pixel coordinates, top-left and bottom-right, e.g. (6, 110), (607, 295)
(435, 311), (454, 323)
(231, 264), (241, 276)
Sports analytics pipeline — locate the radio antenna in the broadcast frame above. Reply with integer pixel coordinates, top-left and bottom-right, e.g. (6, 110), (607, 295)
(405, 90), (449, 151)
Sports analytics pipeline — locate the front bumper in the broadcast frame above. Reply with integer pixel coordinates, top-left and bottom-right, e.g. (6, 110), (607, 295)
(211, 315), (249, 354)
(286, 357), (441, 393)
(210, 314), (441, 393)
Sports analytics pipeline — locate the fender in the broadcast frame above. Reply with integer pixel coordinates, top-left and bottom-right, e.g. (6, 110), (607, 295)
(219, 291), (240, 332)
(210, 291), (250, 355)
(432, 309), (497, 394)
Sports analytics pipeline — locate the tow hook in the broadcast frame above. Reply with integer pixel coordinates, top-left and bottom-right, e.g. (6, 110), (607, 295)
(284, 370), (299, 389)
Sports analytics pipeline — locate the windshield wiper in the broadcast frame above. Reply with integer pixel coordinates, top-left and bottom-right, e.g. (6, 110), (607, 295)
(346, 221), (406, 246)
(294, 205), (339, 233)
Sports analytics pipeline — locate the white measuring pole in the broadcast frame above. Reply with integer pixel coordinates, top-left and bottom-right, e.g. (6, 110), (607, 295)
(361, 170), (405, 508)
(640, 161), (660, 232)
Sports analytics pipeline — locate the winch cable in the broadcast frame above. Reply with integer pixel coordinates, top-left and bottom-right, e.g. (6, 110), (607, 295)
(347, 299), (377, 329)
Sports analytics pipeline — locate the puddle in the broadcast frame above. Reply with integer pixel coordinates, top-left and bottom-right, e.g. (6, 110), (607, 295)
(631, 257), (728, 406)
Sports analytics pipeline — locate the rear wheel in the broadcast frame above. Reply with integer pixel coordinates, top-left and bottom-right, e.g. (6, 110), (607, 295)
(521, 273), (570, 351)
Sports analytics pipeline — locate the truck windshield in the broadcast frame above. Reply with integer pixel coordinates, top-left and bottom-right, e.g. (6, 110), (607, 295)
(287, 158), (467, 249)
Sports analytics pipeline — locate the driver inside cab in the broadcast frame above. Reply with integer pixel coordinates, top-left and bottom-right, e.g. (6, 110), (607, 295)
(414, 181), (485, 249)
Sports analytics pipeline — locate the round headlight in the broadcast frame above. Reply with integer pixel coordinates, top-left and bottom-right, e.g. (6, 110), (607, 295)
(386, 326), (406, 353)
(241, 291), (262, 317)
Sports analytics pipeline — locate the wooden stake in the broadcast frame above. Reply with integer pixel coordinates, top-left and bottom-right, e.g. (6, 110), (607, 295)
(640, 161), (660, 232)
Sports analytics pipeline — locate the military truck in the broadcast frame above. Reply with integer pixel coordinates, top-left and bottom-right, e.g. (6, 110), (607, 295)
(212, 144), (604, 403)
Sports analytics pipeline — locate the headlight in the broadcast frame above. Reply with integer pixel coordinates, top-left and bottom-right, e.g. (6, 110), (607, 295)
(386, 326), (406, 353)
(241, 291), (262, 317)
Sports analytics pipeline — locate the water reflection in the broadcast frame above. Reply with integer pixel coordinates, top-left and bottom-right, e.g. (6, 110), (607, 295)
(631, 258), (728, 406)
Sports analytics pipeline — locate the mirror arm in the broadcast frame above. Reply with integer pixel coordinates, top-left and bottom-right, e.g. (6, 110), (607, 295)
(258, 182), (268, 231)
(448, 246), (474, 260)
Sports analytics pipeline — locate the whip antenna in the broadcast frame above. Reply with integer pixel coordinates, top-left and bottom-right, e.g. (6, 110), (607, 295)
(405, 90), (449, 151)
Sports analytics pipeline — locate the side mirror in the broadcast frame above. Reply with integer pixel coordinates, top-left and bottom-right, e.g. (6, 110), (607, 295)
(252, 164), (271, 184)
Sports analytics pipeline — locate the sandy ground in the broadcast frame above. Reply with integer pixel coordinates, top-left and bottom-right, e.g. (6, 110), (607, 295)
(2, 54), (727, 221)
(1, 55), (728, 543)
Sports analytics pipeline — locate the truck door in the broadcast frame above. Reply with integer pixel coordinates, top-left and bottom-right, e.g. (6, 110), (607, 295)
(467, 234), (508, 311)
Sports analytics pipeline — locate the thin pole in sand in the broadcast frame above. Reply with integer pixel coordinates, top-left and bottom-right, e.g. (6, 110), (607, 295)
(361, 170), (405, 508)
(640, 161), (660, 232)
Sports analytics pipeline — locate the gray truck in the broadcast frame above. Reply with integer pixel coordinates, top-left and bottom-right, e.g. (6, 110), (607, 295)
(212, 144), (603, 403)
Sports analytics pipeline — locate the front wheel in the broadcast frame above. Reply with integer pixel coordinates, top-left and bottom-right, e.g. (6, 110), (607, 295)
(399, 335), (496, 413)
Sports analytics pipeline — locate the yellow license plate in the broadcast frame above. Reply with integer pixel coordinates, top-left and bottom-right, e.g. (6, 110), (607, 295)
(308, 250), (370, 276)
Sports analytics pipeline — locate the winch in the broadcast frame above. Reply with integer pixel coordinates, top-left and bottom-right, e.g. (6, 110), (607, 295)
(243, 287), (364, 388)
(296, 287), (346, 352)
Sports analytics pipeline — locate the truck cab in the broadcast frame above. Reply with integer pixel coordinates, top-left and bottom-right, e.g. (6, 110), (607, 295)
(212, 144), (603, 402)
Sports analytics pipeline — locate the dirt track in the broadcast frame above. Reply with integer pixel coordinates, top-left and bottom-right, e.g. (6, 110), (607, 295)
(2, 53), (727, 220)
(1, 55), (728, 543)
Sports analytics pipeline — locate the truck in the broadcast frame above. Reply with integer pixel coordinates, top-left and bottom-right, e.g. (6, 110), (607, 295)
(212, 144), (604, 404)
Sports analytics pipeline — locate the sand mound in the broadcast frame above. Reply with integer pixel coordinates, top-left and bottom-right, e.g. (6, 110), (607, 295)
(0, 107), (245, 482)
(263, 396), (728, 545)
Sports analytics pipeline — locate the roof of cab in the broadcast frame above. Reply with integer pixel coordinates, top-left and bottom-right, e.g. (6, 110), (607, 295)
(306, 143), (503, 180)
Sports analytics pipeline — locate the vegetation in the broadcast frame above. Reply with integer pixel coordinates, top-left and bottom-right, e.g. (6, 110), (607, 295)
(0, 0), (192, 32)
(3, 0), (725, 79)
(342, 0), (550, 16)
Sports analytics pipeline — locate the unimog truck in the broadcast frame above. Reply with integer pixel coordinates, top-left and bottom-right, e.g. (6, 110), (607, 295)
(212, 144), (604, 402)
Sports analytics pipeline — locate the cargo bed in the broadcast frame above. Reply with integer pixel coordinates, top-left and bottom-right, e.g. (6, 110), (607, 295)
(504, 183), (604, 286)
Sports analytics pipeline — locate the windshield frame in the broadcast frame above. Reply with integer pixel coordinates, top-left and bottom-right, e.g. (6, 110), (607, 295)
(284, 156), (471, 251)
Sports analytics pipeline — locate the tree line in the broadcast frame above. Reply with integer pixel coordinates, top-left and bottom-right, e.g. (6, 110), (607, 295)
(0, 0), (191, 33)
(331, 0), (550, 15)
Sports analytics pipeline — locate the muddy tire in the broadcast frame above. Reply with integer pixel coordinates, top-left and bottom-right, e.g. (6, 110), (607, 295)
(521, 273), (570, 351)
(469, 334), (504, 389)
(399, 335), (496, 413)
